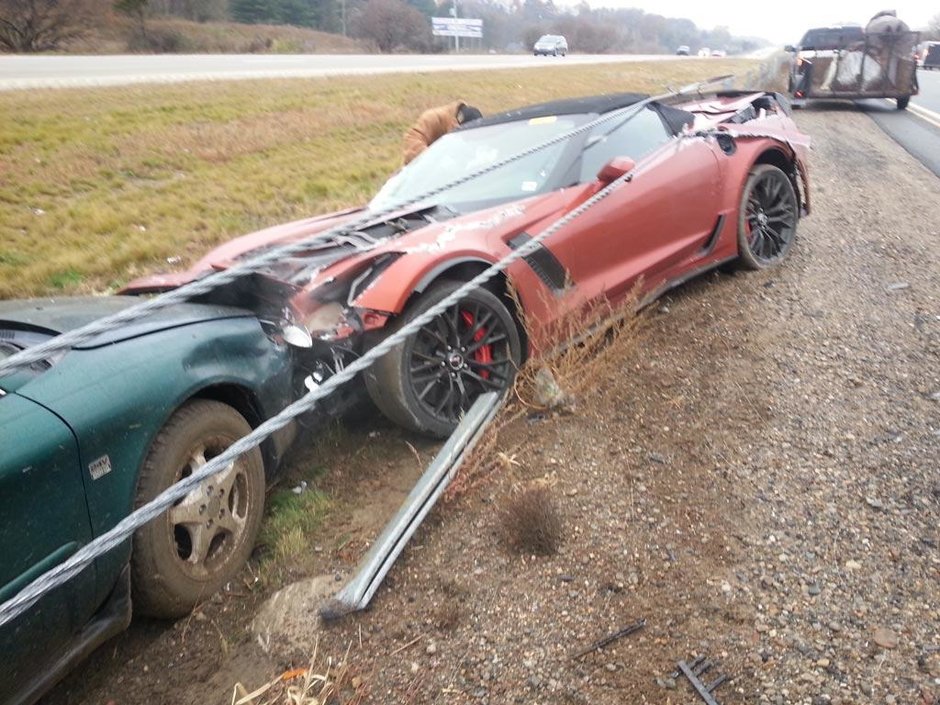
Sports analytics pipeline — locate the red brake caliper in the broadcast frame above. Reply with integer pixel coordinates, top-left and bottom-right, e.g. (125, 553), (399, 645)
(460, 310), (492, 380)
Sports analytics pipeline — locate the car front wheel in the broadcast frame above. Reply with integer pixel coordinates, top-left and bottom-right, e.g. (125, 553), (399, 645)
(365, 280), (522, 438)
(132, 399), (265, 618)
(735, 164), (799, 270)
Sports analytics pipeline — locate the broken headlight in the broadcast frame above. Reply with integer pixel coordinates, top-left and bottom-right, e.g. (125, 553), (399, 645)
(286, 253), (400, 345)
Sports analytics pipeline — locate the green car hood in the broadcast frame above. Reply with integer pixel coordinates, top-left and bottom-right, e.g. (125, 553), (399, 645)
(0, 296), (251, 347)
(0, 296), (253, 393)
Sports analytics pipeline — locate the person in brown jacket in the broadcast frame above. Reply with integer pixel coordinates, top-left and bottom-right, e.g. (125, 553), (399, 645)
(402, 101), (482, 165)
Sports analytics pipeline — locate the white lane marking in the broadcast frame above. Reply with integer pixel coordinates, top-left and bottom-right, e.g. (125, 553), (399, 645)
(882, 98), (940, 130)
(909, 102), (940, 130)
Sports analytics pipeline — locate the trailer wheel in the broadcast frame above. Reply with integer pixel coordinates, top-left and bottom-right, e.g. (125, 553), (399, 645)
(897, 96), (910, 110)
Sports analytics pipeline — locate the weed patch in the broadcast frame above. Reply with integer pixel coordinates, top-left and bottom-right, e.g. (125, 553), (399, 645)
(260, 487), (331, 564)
(499, 485), (564, 556)
(231, 639), (367, 705)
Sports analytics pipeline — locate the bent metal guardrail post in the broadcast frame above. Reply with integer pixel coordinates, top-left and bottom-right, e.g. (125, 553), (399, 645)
(319, 392), (500, 620)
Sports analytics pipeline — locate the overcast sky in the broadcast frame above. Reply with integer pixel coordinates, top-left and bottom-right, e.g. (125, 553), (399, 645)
(562, 1), (936, 45)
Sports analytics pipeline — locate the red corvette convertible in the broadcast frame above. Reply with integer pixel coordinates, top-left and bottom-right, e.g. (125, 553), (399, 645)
(125, 90), (811, 437)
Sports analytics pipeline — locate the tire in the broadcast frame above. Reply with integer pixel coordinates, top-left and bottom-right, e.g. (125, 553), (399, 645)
(132, 399), (265, 618)
(735, 164), (799, 271)
(896, 96), (909, 110)
(365, 280), (522, 438)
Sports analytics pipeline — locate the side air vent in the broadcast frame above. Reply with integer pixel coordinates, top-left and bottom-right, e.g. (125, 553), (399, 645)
(507, 233), (568, 293)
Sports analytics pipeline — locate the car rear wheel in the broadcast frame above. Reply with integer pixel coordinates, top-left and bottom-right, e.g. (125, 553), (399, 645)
(365, 280), (522, 438)
(735, 164), (798, 271)
(132, 399), (264, 618)
(896, 96), (909, 110)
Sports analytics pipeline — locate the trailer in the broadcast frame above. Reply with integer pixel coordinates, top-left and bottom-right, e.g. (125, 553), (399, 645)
(787, 26), (919, 110)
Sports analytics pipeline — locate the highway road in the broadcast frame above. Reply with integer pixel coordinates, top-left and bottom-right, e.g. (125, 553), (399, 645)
(858, 68), (940, 177)
(0, 53), (687, 90)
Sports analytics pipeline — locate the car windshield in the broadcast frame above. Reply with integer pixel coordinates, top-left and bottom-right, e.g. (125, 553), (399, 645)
(369, 116), (585, 212)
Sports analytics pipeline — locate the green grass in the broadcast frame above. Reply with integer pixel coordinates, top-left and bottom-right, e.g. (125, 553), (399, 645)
(260, 485), (331, 564)
(0, 58), (755, 300)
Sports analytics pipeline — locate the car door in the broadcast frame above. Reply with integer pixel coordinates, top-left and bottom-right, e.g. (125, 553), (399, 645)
(545, 106), (720, 304)
(0, 391), (98, 701)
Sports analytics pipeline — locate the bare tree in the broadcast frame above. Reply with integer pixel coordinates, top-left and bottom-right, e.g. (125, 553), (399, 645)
(0, 0), (99, 52)
(354, 0), (430, 52)
(929, 12), (940, 40)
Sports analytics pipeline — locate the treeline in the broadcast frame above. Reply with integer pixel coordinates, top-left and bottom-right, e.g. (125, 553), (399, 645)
(0, 0), (766, 54)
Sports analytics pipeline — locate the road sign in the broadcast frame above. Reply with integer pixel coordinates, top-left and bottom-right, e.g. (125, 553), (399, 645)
(432, 17), (483, 39)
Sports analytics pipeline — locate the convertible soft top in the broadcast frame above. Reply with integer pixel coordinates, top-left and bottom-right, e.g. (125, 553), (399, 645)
(464, 92), (648, 129)
(461, 91), (694, 136)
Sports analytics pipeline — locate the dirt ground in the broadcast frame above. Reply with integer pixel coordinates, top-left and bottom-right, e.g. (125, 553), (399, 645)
(44, 107), (939, 705)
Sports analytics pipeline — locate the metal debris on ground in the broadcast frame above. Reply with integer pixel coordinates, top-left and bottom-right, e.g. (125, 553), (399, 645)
(571, 618), (646, 660)
(673, 655), (729, 705)
(319, 393), (500, 620)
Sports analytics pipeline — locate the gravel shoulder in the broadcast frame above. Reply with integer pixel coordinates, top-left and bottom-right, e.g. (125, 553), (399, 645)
(47, 106), (939, 705)
(282, 105), (940, 705)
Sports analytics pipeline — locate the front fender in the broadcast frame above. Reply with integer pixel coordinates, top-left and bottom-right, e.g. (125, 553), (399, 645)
(351, 249), (503, 314)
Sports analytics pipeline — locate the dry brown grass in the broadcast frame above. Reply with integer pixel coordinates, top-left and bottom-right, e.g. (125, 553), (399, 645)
(231, 639), (367, 705)
(0, 58), (753, 298)
(443, 281), (646, 503)
(498, 485), (564, 556)
(64, 15), (368, 54)
(510, 282), (646, 411)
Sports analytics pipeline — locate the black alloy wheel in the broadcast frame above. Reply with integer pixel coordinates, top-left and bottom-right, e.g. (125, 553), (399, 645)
(736, 163), (799, 270)
(366, 280), (522, 438)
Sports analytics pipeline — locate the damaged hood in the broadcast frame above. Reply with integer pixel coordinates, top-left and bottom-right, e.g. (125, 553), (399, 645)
(122, 207), (366, 293)
(122, 194), (563, 296)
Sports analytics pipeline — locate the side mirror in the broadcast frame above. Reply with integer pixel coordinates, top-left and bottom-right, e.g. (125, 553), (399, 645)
(596, 157), (636, 185)
(784, 45), (796, 53)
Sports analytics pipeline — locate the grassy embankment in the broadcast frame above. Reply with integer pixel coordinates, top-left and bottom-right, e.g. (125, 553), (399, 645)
(0, 58), (755, 300)
(64, 16), (368, 54)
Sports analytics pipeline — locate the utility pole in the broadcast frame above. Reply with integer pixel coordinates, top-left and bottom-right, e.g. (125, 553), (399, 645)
(453, 0), (459, 53)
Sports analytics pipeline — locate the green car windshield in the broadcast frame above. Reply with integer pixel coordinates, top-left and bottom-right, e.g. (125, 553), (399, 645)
(369, 116), (584, 213)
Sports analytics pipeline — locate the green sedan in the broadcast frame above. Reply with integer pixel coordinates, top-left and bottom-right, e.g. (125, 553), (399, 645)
(0, 296), (298, 705)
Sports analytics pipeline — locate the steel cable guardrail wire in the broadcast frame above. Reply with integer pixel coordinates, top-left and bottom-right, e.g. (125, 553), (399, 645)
(0, 73), (732, 379)
(0, 104), (647, 378)
(0, 156), (645, 629)
(0, 74), (737, 627)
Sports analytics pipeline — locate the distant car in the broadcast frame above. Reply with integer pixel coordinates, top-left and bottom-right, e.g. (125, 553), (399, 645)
(923, 42), (940, 70)
(125, 90), (812, 439)
(534, 34), (568, 56)
(698, 47), (710, 57)
(676, 45), (690, 56)
(1, 296), (297, 705)
(710, 49), (727, 57)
